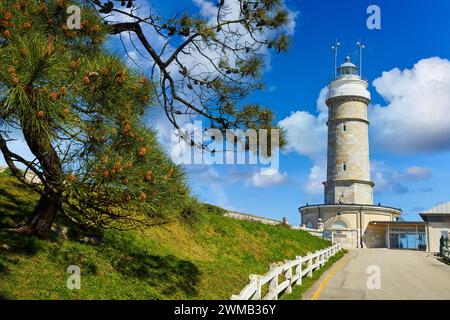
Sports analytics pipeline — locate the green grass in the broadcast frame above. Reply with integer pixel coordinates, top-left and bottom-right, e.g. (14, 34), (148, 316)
(0, 177), (334, 299)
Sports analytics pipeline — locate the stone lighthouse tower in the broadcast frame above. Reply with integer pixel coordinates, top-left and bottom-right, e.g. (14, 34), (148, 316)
(299, 45), (401, 249)
(324, 56), (374, 205)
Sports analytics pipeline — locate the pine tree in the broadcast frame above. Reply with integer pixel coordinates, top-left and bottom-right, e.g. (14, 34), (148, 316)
(90, 0), (290, 146)
(0, 0), (188, 235)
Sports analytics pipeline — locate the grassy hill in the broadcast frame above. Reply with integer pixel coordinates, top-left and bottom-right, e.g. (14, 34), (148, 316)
(0, 177), (333, 300)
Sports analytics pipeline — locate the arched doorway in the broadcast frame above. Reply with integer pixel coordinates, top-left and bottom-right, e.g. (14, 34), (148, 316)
(332, 220), (348, 230)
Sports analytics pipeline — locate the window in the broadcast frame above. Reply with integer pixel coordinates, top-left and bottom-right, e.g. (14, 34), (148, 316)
(342, 123), (347, 132)
(342, 162), (347, 171)
(332, 220), (348, 230)
(306, 222), (313, 229)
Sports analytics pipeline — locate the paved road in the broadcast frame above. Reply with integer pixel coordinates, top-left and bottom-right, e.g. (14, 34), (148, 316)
(303, 249), (450, 300)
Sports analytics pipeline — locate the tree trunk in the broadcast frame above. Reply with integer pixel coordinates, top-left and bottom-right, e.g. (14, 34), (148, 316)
(15, 190), (62, 236)
(16, 116), (65, 236)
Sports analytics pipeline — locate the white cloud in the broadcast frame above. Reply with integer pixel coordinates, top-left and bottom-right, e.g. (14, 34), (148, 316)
(193, 0), (222, 19)
(278, 111), (326, 159)
(405, 166), (432, 180)
(304, 165), (325, 195)
(186, 165), (232, 208)
(145, 108), (183, 151)
(250, 169), (288, 187)
(278, 87), (328, 161)
(194, 0), (298, 35)
(278, 87), (328, 194)
(188, 0), (298, 76)
(371, 161), (432, 194)
(370, 160), (389, 192)
(371, 57), (450, 153)
(101, 1), (152, 23)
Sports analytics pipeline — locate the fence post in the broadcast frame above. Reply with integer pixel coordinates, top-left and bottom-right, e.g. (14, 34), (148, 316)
(284, 260), (292, 294)
(249, 274), (262, 300)
(307, 252), (313, 278)
(295, 256), (302, 286)
(316, 251), (321, 270)
(269, 263), (279, 300)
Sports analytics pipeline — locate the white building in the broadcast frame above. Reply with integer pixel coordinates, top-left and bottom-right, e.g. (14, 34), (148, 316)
(420, 202), (450, 252)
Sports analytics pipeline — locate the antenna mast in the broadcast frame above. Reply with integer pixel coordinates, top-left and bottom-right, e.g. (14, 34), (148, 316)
(356, 41), (366, 78)
(331, 40), (340, 80)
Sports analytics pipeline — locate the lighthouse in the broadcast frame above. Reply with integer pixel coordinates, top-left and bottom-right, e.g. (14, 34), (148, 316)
(324, 56), (374, 205)
(299, 43), (401, 249)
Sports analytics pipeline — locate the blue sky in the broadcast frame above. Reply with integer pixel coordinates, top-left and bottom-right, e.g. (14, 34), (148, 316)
(3, 0), (450, 225)
(174, 0), (450, 224)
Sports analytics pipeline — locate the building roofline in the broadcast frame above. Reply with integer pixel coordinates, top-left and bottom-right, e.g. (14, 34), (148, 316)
(369, 221), (426, 226)
(419, 201), (450, 215)
(419, 212), (450, 216)
(299, 203), (402, 213)
(419, 212), (450, 222)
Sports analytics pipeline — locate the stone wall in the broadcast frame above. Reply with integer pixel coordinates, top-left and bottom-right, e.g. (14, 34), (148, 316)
(363, 224), (387, 248)
(0, 166), (41, 184)
(225, 211), (323, 237)
(325, 180), (373, 205)
(224, 211), (282, 226)
(330, 229), (358, 249)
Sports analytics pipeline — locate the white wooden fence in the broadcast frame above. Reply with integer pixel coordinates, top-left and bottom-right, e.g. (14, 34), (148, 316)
(230, 243), (342, 300)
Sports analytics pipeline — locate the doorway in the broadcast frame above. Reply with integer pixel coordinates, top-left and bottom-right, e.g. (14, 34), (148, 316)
(388, 225), (426, 250)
